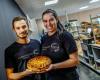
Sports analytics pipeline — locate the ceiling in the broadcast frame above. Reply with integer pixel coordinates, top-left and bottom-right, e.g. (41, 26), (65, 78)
(15, 0), (100, 19)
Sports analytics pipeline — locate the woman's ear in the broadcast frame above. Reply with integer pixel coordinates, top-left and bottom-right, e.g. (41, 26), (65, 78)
(56, 17), (58, 21)
(56, 17), (59, 23)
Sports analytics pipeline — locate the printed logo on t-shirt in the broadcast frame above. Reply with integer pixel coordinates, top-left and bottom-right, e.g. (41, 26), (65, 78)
(42, 46), (50, 50)
(33, 49), (39, 55)
(50, 43), (60, 52)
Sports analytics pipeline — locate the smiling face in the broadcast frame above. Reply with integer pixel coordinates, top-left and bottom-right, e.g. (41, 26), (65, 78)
(42, 13), (58, 35)
(13, 20), (29, 39)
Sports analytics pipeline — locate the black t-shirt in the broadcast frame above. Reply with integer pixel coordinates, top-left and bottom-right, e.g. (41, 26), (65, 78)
(5, 39), (40, 80)
(41, 31), (78, 76)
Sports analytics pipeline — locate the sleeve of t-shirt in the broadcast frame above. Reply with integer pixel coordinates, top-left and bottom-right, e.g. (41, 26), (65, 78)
(5, 48), (14, 68)
(40, 35), (46, 52)
(33, 40), (41, 54)
(36, 40), (41, 53)
(62, 31), (78, 54)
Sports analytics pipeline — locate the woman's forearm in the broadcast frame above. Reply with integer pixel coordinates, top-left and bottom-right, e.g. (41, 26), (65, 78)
(53, 58), (79, 69)
(53, 52), (79, 69)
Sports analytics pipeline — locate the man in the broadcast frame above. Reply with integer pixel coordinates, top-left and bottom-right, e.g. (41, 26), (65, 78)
(5, 16), (40, 80)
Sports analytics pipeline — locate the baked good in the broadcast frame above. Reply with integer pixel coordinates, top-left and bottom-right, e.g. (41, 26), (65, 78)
(27, 55), (52, 72)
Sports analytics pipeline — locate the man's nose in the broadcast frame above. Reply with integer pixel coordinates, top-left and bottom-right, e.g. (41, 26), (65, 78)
(20, 28), (25, 32)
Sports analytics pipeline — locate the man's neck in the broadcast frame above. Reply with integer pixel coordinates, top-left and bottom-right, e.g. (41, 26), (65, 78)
(16, 38), (30, 44)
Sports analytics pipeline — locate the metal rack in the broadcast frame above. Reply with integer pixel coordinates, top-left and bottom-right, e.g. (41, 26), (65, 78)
(79, 15), (100, 75)
(65, 19), (80, 39)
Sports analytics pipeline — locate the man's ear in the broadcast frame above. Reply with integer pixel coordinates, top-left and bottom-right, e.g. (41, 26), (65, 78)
(12, 27), (15, 32)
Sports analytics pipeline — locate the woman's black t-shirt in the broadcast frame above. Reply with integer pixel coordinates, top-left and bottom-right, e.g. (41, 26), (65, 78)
(41, 31), (78, 78)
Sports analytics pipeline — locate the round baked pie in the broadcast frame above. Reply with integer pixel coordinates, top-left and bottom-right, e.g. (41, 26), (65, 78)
(27, 56), (52, 72)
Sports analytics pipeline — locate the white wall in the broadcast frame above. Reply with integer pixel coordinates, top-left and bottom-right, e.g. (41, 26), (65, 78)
(68, 7), (100, 22)
(35, 7), (100, 36)
(27, 17), (41, 41)
(36, 19), (47, 36)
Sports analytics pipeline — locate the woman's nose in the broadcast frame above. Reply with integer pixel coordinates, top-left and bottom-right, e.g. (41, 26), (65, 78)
(46, 21), (50, 26)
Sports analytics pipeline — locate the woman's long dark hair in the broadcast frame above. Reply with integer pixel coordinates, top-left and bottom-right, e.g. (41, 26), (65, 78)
(42, 9), (65, 34)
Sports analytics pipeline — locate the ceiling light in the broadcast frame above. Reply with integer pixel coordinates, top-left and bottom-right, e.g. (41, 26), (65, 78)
(45, 0), (58, 6)
(89, 0), (100, 3)
(79, 6), (89, 10)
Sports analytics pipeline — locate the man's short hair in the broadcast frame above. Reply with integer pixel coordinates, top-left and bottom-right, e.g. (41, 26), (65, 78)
(12, 16), (29, 29)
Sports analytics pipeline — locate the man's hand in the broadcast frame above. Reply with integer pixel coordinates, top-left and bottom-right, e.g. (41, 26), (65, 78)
(25, 69), (35, 75)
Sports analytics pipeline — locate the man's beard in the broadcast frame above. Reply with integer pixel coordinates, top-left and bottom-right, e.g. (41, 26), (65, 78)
(18, 36), (27, 39)
(16, 32), (28, 39)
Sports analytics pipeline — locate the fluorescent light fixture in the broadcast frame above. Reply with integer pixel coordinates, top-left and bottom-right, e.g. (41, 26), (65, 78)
(45, 0), (58, 6)
(89, 0), (100, 3)
(79, 6), (89, 10)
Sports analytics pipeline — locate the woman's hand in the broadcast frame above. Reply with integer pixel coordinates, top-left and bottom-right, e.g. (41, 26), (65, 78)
(26, 64), (55, 74)
(46, 64), (55, 71)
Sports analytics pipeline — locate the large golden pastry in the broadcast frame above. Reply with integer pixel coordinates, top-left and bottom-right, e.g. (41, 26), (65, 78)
(27, 55), (52, 72)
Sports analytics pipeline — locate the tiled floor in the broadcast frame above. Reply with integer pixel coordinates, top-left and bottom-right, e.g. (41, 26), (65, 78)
(78, 64), (100, 80)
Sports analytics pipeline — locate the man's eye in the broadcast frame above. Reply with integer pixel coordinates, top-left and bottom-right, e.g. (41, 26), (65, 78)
(22, 25), (26, 29)
(16, 27), (20, 30)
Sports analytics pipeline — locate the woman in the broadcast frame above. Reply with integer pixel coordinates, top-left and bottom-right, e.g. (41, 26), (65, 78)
(41, 9), (79, 80)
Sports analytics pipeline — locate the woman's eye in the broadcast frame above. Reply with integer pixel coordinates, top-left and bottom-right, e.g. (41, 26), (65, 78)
(43, 20), (47, 23)
(50, 18), (54, 21)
